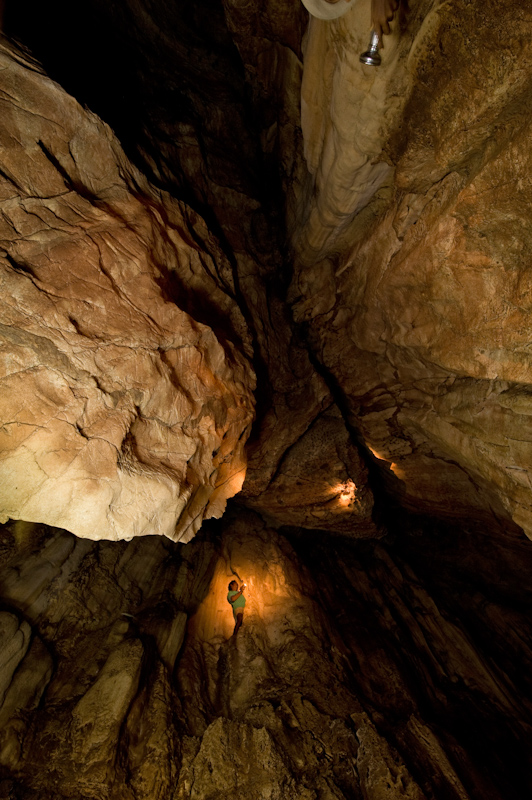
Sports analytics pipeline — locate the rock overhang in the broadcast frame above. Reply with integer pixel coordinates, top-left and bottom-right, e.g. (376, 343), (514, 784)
(2, 0), (532, 542)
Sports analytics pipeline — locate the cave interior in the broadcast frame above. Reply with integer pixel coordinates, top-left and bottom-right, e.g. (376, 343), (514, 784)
(1, 0), (532, 798)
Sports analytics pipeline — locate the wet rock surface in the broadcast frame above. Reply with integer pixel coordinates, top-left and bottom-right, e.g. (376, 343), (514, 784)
(0, 515), (531, 799)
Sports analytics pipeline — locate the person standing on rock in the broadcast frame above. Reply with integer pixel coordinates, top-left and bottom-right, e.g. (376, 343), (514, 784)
(227, 580), (246, 635)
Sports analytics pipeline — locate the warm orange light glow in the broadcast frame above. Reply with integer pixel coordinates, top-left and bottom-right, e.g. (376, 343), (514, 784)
(389, 462), (406, 480)
(186, 545), (298, 642)
(337, 479), (356, 505)
(367, 445), (386, 460)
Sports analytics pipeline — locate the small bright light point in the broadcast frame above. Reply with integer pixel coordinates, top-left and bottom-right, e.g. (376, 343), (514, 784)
(337, 479), (356, 505)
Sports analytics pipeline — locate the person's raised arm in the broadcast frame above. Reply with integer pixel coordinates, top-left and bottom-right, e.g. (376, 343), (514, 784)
(372, 0), (399, 39)
(229, 585), (245, 603)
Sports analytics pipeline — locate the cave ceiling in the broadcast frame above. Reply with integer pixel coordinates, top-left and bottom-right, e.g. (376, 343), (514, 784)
(1, 0), (532, 543)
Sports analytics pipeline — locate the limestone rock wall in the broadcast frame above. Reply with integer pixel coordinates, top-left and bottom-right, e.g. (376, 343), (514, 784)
(0, 5), (531, 798)
(3, 0), (532, 541)
(2, 1), (383, 538)
(0, 515), (531, 799)
(0, 42), (255, 542)
(291, 0), (532, 537)
(243, 405), (376, 534)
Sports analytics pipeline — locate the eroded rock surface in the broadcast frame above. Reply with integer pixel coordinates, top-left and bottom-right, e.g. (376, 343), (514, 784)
(2, 0), (532, 543)
(0, 42), (255, 542)
(242, 406), (376, 534)
(0, 2), (531, 798)
(1, 515), (531, 799)
(0, 18), (383, 538)
(291, 0), (532, 538)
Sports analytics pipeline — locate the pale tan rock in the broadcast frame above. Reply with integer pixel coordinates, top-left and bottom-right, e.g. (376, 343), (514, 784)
(180, 717), (294, 800)
(291, 0), (532, 537)
(69, 639), (144, 787)
(296, 0), (408, 262)
(0, 42), (255, 543)
(123, 663), (180, 800)
(0, 13), (382, 540)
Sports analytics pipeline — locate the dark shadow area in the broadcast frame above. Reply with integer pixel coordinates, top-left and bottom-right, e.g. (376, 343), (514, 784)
(1, 511), (532, 799)
(287, 518), (532, 800)
(3, 0), (282, 254)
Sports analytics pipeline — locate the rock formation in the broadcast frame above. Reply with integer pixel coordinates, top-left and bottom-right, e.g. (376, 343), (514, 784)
(0, 42), (255, 542)
(0, 0), (532, 796)
(1, 513), (531, 799)
(4, 0), (532, 541)
(293, 0), (532, 539)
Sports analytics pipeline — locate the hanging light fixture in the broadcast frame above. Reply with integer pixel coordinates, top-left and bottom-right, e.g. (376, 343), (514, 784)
(359, 30), (381, 66)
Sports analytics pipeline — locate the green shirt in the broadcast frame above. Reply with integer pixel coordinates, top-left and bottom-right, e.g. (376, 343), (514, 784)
(227, 589), (246, 610)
